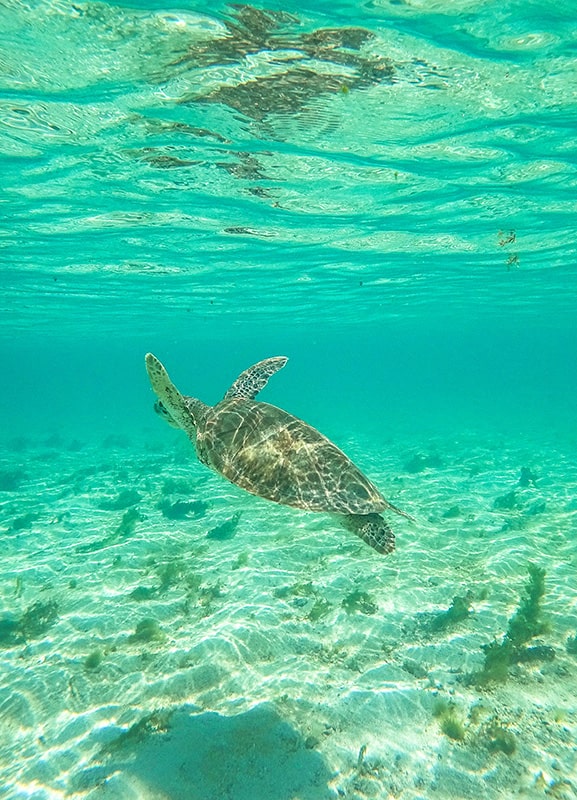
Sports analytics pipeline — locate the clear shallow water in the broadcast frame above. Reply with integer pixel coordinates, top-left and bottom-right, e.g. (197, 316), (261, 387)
(1, 1), (577, 798)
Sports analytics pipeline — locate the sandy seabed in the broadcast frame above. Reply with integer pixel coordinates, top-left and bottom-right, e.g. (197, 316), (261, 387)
(1, 423), (576, 800)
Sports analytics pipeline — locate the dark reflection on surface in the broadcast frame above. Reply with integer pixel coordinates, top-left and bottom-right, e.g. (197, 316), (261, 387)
(171, 4), (394, 119)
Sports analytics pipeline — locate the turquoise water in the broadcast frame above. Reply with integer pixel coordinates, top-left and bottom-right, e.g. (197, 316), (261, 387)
(1, 1), (577, 798)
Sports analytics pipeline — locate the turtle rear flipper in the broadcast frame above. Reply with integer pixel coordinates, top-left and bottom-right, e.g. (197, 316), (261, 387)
(342, 513), (396, 555)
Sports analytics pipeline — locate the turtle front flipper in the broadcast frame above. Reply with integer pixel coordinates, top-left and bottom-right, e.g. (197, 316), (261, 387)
(145, 353), (202, 439)
(224, 356), (288, 400)
(341, 513), (396, 555)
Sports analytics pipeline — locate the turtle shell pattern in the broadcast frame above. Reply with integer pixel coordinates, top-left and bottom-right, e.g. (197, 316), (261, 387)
(195, 398), (388, 515)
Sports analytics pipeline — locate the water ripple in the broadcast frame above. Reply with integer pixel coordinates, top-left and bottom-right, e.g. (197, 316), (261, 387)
(1, 0), (576, 334)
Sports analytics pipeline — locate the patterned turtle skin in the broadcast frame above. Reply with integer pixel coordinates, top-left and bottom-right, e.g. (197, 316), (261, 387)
(145, 353), (413, 554)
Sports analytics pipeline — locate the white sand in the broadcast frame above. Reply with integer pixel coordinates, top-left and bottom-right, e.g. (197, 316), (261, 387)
(1, 425), (576, 799)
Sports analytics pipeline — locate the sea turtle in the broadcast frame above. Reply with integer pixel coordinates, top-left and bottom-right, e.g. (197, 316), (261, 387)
(145, 353), (413, 555)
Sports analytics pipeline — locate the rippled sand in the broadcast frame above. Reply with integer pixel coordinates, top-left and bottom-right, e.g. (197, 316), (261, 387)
(1, 426), (576, 799)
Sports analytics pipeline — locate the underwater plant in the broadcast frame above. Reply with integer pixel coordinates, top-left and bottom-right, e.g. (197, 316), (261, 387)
(84, 649), (104, 671)
(403, 453), (442, 473)
(198, 583), (223, 609)
(76, 507), (143, 554)
(98, 710), (173, 758)
(115, 507), (142, 538)
(130, 585), (158, 601)
(161, 477), (197, 496)
(232, 551), (250, 569)
(158, 498), (208, 519)
(342, 590), (377, 615)
(157, 559), (187, 592)
(206, 511), (242, 540)
(440, 715), (466, 741)
(0, 468), (28, 491)
(307, 597), (332, 622)
(402, 659), (428, 679)
(566, 635), (577, 656)
(128, 618), (166, 644)
(0, 616), (21, 646)
(442, 505), (462, 519)
(493, 490), (518, 511)
(0, 599), (59, 646)
(470, 564), (550, 686)
(506, 564), (547, 646)
(428, 592), (473, 633)
(433, 699), (466, 741)
(485, 723), (517, 755)
(10, 512), (38, 531)
(518, 467), (538, 487)
(274, 581), (316, 600)
(19, 600), (59, 639)
(99, 489), (141, 510)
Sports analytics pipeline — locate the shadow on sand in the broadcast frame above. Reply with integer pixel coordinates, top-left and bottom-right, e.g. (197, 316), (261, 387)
(72, 703), (336, 799)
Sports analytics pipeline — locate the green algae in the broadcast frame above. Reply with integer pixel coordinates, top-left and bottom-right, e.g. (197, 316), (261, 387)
(440, 715), (466, 741)
(0, 469), (28, 491)
(10, 512), (38, 531)
(275, 582), (315, 599)
(507, 564), (547, 646)
(130, 585), (158, 601)
(99, 710), (173, 759)
(514, 644), (555, 663)
(428, 592), (473, 633)
(128, 558), (203, 601)
(207, 511), (241, 540)
(199, 583), (222, 609)
(470, 564), (549, 686)
(342, 590), (377, 615)
(84, 649), (104, 671)
(493, 490), (519, 510)
(433, 700), (466, 741)
(76, 507), (143, 554)
(161, 478), (197, 496)
(0, 599), (59, 647)
(403, 453), (442, 473)
(232, 551), (250, 569)
(128, 618), (166, 644)
(307, 598), (332, 622)
(485, 724), (517, 755)
(157, 560), (186, 592)
(158, 498), (208, 519)
(98, 489), (142, 510)
(19, 600), (59, 639)
(0, 617), (21, 646)
(115, 507), (142, 538)
(442, 505), (462, 519)
(519, 467), (538, 487)
(402, 659), (428, 679)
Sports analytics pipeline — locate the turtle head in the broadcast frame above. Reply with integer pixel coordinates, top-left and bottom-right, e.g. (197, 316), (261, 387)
(153, 397), (201, 430)
(145, 353), (200, 439)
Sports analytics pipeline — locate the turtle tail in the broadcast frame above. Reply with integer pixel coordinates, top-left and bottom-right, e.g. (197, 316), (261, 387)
(385, 500), (416, 523)
(342, 513), (396, 555)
